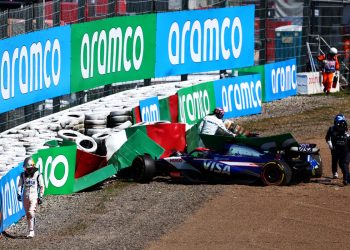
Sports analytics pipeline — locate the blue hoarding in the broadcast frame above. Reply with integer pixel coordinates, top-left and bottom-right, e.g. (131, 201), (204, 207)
(155, 6), (255, 77)
(0, 26), (71, 114)
(264, 58), (297, 102)
(213, 74), (262, 118)
(0, 163), (25, 232)
(139, 96), (160, 122)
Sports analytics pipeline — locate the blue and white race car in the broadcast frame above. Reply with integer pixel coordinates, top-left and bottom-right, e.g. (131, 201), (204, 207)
(131, 140), (322, 186)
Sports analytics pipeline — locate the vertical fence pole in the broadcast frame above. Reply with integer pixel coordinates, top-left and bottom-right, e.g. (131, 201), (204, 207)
(24, 6), (34, 123)
(76, 0), (87, 105)
(52, 0), (61, 113)
(258, 0), (267, 65)
(0, 11), (8, 131)
(181, 0), (188, 81)
(53, 0), (60, 26)
(108, 0), (116, 17)
(301, 0), (311, 72)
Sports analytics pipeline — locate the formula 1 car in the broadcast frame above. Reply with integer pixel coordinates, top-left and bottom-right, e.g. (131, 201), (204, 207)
(131, 137), (322, 186)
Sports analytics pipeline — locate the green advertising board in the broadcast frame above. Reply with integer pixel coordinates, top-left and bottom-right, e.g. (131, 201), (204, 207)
(33, 141), (77, 195)
(177, 81), (216, 125)
(71, 14), (157, 93)
(235, 65), (265, 102)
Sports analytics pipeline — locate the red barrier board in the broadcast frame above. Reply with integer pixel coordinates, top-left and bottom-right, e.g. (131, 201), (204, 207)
(75, 149), (107, 178)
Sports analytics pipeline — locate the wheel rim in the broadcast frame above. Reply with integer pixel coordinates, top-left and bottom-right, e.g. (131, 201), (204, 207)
(263, 163), (284, 185)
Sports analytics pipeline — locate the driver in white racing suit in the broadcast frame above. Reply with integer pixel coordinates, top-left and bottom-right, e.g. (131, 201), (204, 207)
(199, 107), (236, 136)
(17, 157), (45, 238)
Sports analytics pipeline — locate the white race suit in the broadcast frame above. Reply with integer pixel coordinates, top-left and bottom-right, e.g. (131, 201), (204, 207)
(18, 169), (45, 232)
(198, 115), (234, 136)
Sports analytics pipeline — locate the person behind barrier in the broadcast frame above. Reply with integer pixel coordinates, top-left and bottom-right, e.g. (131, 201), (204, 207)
(198, 107), (236, 137)
(17, 157), (45, 238)
(325, 114), (350, 185)
(317, 47), (340, 95)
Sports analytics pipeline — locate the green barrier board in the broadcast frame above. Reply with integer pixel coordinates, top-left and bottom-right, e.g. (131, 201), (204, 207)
(177, 81), (216, 125)
(71, 14), (157, 93)
(186, 122), (201, 153)
(73, 164), (116, 193)
(34, 141), (77, 195)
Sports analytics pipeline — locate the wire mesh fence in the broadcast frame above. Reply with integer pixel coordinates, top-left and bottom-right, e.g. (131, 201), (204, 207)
(0, 0), (349, 132)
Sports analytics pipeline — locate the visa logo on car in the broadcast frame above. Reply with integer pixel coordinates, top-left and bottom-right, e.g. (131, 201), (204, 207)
(203, 161), (230, 175)
(169, 158), (183, 163)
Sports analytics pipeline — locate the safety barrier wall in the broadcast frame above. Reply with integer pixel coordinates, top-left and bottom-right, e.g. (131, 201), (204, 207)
(0, 164), (25, 232)
(235, 58), (297, 102)
(0, 5), (255, 114)
(0, 26), (71, 114)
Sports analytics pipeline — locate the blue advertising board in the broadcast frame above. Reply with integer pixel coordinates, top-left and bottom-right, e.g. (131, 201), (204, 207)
(155, 6), (255, 77)
(213, 74), (262, 118)
(0, 163), (25, 232)
(139, 96), (160, 122)
(0, 26), (71, 114)
(264, 58), (297, 102)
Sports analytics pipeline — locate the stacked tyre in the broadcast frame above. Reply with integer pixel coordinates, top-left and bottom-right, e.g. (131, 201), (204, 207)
(60, 112), (85, 134)
(107, 109), (133, 129)
(57, 129), (98, 154)
(84, 113), (109, 136)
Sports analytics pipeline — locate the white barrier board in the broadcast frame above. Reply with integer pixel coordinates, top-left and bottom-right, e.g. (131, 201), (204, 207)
(297, 72), (339, 95)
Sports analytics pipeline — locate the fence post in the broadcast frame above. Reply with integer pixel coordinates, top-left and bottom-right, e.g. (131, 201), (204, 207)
(78, 0), (86, 22)
(24, 6), (34, 123)
(301, 0), (311, 72)
(258, 0), (267, 65)
(35, 2), (44, 30)
(181, 0), (188, 81)
(0, 10), (8, 39)
(107, 0), (116, 17)
(52, 0), (61, 113)
(53, 0), (60, 27)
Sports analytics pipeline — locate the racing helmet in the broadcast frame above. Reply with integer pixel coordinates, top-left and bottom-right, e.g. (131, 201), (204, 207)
(329, 47), (338, 55)
(24, 157), (35, 169)
(213, 107), (225, 119)
(334, 114), (348, 132)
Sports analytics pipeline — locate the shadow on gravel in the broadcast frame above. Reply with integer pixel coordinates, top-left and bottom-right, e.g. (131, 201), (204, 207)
(310, 177), (344, 187)
(2, 231), (28, 240)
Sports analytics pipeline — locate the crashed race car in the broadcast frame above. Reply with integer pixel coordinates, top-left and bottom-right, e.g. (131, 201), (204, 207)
(131, 133), (323, 186)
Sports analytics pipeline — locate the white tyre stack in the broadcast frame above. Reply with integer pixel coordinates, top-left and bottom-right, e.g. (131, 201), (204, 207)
(60, 112), (85, 134)
(75, 136), (98, 154)
(92, 131), (111, 156)
(84, 113), (109, 136)
(107, 109), (133, 129)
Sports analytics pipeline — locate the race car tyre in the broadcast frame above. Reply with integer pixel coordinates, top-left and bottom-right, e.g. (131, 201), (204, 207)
(313, 154), (323, 178)
(132, 154), (156, 183)
(261, 160), (292, 186)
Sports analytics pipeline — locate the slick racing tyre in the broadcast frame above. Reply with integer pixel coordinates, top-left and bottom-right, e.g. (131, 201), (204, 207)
(312, 154), (323, 178)
(132, 154), (156, 183)
(261, 160), (292, 186)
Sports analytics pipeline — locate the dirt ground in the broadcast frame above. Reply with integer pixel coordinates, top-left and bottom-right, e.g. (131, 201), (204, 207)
(147, 139), (350, 250)
(1, 93), (350, 250)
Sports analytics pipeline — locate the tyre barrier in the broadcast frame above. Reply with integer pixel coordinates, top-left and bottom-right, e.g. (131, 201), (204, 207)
(107, 109), (132, 128)
(92, 131), (111, 156)
(75, 136), (98, 154)
(115, 120), (132, 130)
(84, 113), (107, 136)
(57, 129), (84, 142)
(60, 112), (85, 134)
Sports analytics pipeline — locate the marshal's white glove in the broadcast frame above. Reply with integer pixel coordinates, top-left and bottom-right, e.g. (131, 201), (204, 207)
(327, 140), (333, 150)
